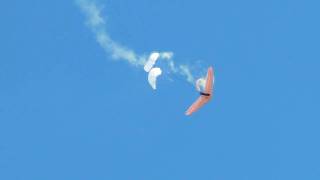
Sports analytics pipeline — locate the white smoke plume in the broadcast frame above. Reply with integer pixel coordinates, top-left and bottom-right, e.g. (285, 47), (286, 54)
(76, 0), (145, 66)
(196, 78), (206, 92)
(178, 65), (194, 83)
(76, 0), (205, 90)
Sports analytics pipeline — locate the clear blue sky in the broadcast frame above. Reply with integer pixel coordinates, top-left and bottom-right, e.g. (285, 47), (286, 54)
(1, 0), (320, 179)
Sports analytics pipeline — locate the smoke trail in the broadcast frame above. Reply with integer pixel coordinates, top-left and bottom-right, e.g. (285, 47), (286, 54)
(76, 0), (145, 66)
(76, 0), (204, 89)
(178, 65), (194, 83)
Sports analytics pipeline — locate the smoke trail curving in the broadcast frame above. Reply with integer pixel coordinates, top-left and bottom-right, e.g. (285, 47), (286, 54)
(76, 0), (205, 90)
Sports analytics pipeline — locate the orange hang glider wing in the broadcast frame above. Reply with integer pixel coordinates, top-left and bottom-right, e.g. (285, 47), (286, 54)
(185, 66), (214, 116)
(185, 96), (210, 115)
(204, 67), (214, 94)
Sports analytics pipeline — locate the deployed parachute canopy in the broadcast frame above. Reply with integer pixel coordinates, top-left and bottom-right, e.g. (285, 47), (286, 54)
(148, 67), (162, 90)
(144, 52), (160, 72)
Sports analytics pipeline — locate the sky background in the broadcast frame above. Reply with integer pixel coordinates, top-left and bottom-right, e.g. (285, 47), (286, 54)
(1, 0), (320, 179)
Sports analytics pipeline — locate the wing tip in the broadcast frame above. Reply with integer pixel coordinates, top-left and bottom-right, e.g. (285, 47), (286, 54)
(208, 66), (214, 75)
(185, 109), (192, 116)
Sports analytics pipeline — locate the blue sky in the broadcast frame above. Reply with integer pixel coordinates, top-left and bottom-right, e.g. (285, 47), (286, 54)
(1, 0), (320, 179)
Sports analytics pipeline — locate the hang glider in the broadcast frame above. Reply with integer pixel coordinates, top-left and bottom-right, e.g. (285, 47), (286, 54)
(185, 67), (214, 116)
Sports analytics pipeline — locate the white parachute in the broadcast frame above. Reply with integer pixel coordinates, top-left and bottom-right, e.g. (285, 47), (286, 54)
(144, 52), (160, 72)
(148, 67), (162, 90)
